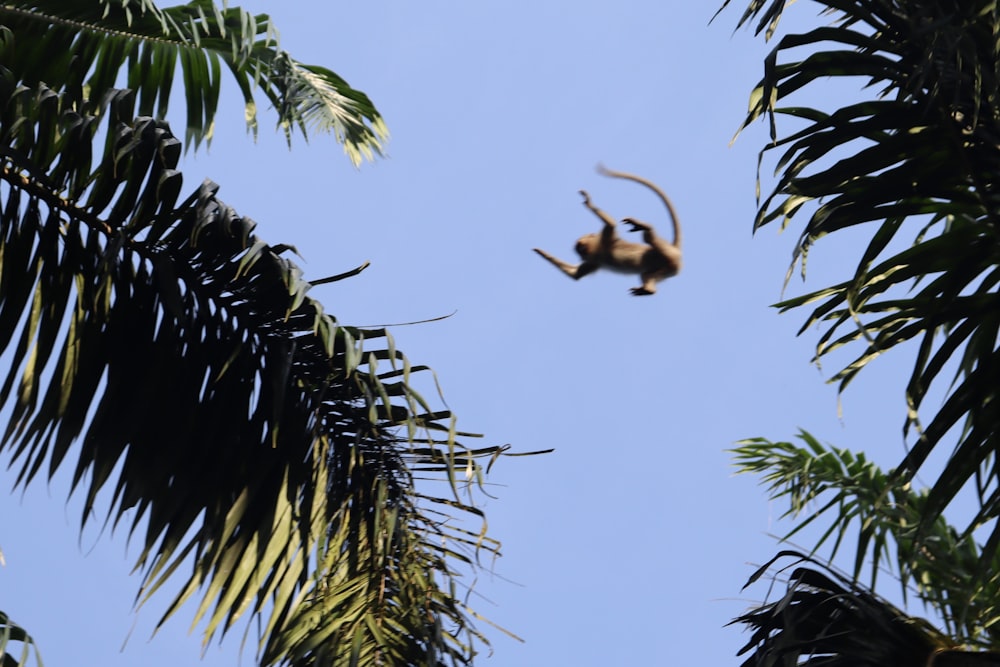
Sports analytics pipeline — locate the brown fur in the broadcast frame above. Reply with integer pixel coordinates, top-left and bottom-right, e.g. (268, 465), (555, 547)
(533, 164), (681, 296)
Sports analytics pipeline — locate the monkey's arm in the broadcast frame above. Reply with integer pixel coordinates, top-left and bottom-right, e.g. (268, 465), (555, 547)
(533, 248), (598, 280)
(579, 190), (618, 231)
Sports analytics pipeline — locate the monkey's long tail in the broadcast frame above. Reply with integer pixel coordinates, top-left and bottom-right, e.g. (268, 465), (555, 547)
(596, 163), (682, 249)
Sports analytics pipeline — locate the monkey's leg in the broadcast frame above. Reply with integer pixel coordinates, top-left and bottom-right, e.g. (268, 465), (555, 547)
(630, 276), (658, 296)
(623, 217), (656, 240)
(579, 190), (618, 228)
(533, 248), (597, 281)
(624, 217), (677, 261)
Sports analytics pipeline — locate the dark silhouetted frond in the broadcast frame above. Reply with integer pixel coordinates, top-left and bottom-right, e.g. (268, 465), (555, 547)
(732, 552), (962, 667)
(0, 103), (512, 664)
(723, 0), (1000, 598)
(0, 0), (387, 162)
(733, 433), (1000, 645)
(0, 3), (512, 664)
(0, 104), (512, 663)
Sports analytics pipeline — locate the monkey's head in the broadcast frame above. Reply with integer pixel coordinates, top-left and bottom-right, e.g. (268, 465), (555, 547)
(575, 234), (600, 259)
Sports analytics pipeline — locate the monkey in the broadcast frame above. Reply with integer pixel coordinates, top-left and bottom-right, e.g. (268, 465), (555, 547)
(533, 164), (682, 296)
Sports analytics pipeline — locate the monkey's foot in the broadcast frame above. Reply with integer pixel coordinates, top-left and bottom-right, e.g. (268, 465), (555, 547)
(622, 218), (651, 233)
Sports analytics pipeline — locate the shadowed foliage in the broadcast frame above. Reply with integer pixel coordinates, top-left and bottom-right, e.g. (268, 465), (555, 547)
(719, 0), (1000, 592)
(0, 2), (519, 666)
(717, 0), (1000, 663)
(732, 551), (1000, 667)
(0, 0), (387, 160)
(733, 433), (1000, 646)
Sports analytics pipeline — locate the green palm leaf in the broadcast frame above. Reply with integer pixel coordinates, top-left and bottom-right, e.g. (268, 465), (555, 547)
(0, 0), (387, 163)
(723, 0), (1000, 591)
(733, 433), (1000, 644)
(0, 3), (524, 665)
(0, 612), (41, 667)
(0, 107), (510, 664)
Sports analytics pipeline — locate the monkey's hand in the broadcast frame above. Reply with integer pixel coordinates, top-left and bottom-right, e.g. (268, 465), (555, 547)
(579, 190), (592, 207)
(622, 217), (651, 233)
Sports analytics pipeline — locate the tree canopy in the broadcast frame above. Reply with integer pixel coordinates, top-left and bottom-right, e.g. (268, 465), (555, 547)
(721, 0), (1000, 662)
(0, 2), (516, 665)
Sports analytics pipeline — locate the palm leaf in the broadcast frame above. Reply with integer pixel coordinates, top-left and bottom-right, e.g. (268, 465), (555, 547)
(722, 0), (1000, 591)
(732, 551), (976, 667)
(0, 612), (41, 667)
(0, 51), (515, 667)
(0, 4), (529, 664)
(733, 433), (1000, 644)
(0, 0), (387, 163)
(1, 105), (511, 664)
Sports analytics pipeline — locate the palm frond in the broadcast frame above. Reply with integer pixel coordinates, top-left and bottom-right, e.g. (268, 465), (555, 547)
(0, 4), (518, 663)
(722, 0), (1000, 591)
(732, 551), (954, 667)
(0, 0), (386, 162)
(733, 433), (1000, 644)
(0, 95), (508, 665)
(0, 612), (41, 667)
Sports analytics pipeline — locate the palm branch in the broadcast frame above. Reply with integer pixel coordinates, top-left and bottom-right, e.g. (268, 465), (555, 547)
(1, 109), (508, 665)
(0, 2), (519, 665)
(731, 551), (1000, 667)
(0, 0), (387, 162)
(733, 433), (1000, 645)
(719, 0), (1000, 589)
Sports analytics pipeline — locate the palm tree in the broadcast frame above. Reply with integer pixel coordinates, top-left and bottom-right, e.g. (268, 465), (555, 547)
(716, 0), (1000, 661)
(0, 2), (514, 665)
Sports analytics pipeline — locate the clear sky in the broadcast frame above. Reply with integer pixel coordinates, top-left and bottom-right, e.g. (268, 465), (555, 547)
(1, 2), (923, 665)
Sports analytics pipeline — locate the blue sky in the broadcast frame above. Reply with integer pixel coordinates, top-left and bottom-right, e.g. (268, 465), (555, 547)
(1, 2), (925, 665)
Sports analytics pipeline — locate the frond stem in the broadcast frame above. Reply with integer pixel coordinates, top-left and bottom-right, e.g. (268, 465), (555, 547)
(0, 158), (112, 236)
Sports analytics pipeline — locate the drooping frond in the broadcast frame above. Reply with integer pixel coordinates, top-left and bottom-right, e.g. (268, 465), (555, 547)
(0, 4), (523, 664)
(733, 433), (1000, 645)
(0, 0), (387, 161)
(722, 0), (1000, 592)
(0, 65), (507, 667)
(732, 551), (963, 667)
